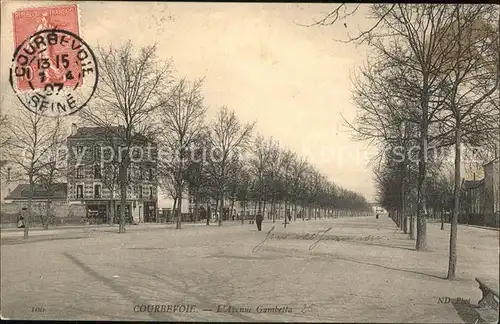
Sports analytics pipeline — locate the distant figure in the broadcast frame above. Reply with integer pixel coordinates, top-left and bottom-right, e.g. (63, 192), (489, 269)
(256, 213), (263, 231)
(17, 215), (25, 228)
(376, 213), (379, 219)
(288, 214), (292, 222)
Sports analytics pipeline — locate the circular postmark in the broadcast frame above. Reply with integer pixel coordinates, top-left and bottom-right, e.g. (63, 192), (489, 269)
(9, 28), (98, 117)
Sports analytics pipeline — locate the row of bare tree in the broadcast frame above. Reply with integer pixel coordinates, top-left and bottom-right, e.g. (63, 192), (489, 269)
(1, 41), (371, 239)
(318, 4), (499, 279)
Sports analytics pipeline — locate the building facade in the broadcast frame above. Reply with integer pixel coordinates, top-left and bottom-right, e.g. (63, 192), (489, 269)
(483, 157), (499, 227)
(461, 157), (499, 227)
(67, 125), (158, 223)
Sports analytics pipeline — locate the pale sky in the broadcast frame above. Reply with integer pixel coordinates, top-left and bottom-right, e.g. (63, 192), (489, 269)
(1, 1), (378, 202)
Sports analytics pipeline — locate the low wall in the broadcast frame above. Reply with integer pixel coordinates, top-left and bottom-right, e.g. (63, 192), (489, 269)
(0, 201), (86, 226)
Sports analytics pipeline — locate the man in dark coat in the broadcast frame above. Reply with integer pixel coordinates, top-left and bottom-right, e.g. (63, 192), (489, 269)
(256, 213), (263, 231)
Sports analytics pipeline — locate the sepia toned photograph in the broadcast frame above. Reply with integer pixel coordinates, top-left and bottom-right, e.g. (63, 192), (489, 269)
(0, 1), (499, 322)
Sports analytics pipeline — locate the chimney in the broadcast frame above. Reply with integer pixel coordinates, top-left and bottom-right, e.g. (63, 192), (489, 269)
(71, 123), (77, 136)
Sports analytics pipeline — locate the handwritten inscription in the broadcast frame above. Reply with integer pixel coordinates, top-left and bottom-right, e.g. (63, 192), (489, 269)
(309, 227), (333, 250)
(252, 226), (276, 253)
(253, 226), (384, 253)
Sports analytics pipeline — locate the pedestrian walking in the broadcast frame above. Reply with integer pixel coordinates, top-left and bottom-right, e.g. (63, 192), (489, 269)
(376, 213), (379, 219)
(256, 213), (263, 231)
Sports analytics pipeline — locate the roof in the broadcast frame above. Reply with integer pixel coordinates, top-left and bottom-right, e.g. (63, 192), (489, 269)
(463, 179), (484, 190)
(4, 183), (67, 200)
(484, 156), (499, 167)
(68, 126), (125, 139)
(68, 126), (154, 143)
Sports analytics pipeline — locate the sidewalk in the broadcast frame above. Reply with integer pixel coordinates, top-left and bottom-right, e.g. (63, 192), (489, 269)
(0, 220), (250, 239)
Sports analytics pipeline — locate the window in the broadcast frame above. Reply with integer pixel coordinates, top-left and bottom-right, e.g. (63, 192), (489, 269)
(76, 185), (84, 198)
(76, 165), (84, 179)
(94, 164), (101, 179)
(149, 187), (153, 199)
(94, 145), (101, 161)
(139, 186), (143, 199)
(94, 184), (101, 198)
(148, 168), (153, 181)
(76, 145), (84, 155)
(138, 166), (143, 180)
(132, 147), (141, 159)
(127, 168), (131, 182)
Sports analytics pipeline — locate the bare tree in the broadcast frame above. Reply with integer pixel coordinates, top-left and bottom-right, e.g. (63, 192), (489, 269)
(264, 138), (282, 223)
(0, 113), (10, 151)
(436, 5), (500, 279)
(346, 4), (473, 251)
(278, 149), (296, 227)
(235, 164), (252, 224)
(208, 106), (255, 226)
(249, 135), (271, 218)
(290, 156), (308, 221)
(158, 78), (207, 229)
(185, 129), (211, 224)
(37, 118), (67, 229)
(80, 41), (172, 233)
(4, 108), (64, 238)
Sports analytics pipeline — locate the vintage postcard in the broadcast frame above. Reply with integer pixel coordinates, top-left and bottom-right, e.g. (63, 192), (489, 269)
(1, 1), (499, 323)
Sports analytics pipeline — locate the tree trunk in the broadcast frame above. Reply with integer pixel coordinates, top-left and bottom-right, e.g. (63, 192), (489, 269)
(172, 196), (177, 211)
(118, 160), (128, 233)
(440, 208), (444, 230)
(176, 190), (182, 229)
(194, 188), (200, 223)
(119, 180), (127, 233)
(44, 200), (51, 230)
(109, 199), (115, 225)
(230, 197), (235, 220)
(263, 200), (267, 220)
(271, 196), (276, 223)
(403, 212), (408, 234)
(284, 204), (287, 228)
(241, 200), (246, 224)
(447, 124), (461, 279)
(206, 202), (211, 226)
(410, 204), (415, 239)
(218, 194), (224, 226)
(416, 128), (428, 250)
(24, 176), (34, 239)
(400, 162), (406, 234)
(284, 200), (288, 227)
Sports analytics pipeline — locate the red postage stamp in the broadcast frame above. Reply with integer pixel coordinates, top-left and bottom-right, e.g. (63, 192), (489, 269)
(12, 4), (80, 91)
(10, 4), (98, 117)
